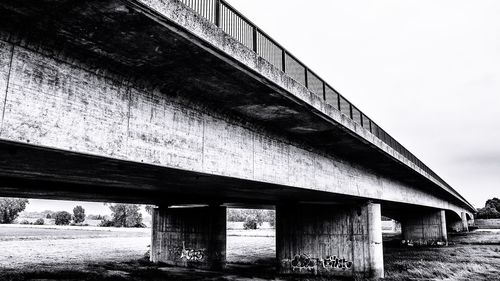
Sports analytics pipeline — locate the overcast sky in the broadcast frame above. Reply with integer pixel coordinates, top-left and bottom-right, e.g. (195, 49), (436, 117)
(26, 0), (499, 213)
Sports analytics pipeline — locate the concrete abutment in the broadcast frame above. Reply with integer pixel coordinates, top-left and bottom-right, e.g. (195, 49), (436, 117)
(276, 202), (384, 279)
(151, 205), (226, 270)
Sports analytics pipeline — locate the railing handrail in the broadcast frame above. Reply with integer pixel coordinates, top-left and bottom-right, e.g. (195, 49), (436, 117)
(177, 0), (473, 210)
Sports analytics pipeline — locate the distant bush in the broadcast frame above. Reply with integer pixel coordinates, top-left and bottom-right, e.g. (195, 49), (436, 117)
(99, 219), (115, 227)
(70, 222), (89, 226)
(229, 209), (275, 229)
(54, 211), (72, 225)
(20, 220), (31, 225)
(33, 218), (44, 225)
(243, 216), (258, 230)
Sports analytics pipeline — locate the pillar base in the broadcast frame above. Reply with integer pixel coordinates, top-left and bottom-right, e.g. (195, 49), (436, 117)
(276, 202), (384, 279)
(151, 205), (226, 270)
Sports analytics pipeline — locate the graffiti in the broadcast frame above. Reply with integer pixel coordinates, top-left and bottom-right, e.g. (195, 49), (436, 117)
(401, 240), (447, 247)
(180, 242), (205, 262)
(321, 256), (353, 270)
(289, 254), (353, 272)
(291, 254), (316, 269)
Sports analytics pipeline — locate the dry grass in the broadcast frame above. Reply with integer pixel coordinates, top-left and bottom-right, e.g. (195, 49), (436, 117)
(0, 225), (499, 280)
(383, 232), (500, 281)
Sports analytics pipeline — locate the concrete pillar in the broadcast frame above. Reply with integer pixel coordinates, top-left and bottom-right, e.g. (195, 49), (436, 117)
(151, 205), (226, 270)
(401, 209), (447, 246)
(276, 202), (384, 279)
(461, 212), (469, 232)
(448, 212), (470, 232)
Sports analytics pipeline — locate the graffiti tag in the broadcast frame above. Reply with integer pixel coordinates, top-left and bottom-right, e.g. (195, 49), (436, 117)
(321, 255), (353, 270)
(180, 242), (205, 262)
(289, 254), (353, 271)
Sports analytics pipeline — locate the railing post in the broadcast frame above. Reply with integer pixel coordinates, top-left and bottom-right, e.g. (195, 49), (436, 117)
(304, 68), (308, 88)
(349, 104), (353, 119)
(252, 26), (258, 52)
(337, 94), (341, 111)
(322, 82), (326, 101)
(215, 0), (221, 27)
(281, 50), (286, 72)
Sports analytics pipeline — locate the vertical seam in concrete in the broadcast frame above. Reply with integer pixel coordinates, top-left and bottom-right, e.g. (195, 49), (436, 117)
(201, 118), (205, 170)
(351, 211), (356, 273)
(0, 44), (15, 134)
(364, 206), (369, 273)
(286, 142), (290, 185)
(125, 84), (132, 158)
(252, 131), (255, 179)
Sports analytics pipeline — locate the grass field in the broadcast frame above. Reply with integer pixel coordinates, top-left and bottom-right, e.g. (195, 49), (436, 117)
(0, 225), (499, 280)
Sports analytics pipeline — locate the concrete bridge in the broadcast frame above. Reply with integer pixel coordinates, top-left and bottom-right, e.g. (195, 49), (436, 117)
(0, 0), (474, 279)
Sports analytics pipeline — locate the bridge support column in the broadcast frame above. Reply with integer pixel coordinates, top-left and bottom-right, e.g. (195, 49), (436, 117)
(401, 210), (447, 246)
(276, 202), (384, 279)
(151, 205), (226, 270)
(448, 212), (469, 232)
(461, 212), (469, 232)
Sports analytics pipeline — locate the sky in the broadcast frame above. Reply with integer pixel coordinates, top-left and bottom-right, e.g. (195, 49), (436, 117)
(25, 0), (500, 213)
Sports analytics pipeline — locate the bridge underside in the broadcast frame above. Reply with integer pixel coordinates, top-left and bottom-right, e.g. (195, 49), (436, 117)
(0, 0), (467, 208)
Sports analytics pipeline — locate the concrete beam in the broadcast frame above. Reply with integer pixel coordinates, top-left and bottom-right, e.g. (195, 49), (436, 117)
(276, 202), (384, 279)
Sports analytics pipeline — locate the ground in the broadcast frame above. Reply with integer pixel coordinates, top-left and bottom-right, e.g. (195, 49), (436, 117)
(0, 225), (499, 281)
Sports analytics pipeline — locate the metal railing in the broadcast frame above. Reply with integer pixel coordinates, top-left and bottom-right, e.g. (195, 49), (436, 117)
(178, 0), (457, 196)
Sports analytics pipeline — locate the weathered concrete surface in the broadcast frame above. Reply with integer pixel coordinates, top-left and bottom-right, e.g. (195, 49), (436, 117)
(151, 205), (226, 270)
(0, 40), (12, 129)
(0, 35), (472, 219)
(401, 210), (448, 246)
(276, 203), (383, 278)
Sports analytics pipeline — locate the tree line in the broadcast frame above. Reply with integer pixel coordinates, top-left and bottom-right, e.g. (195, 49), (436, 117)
(476, 198), (500, 219)
(0, 198), (148, 227)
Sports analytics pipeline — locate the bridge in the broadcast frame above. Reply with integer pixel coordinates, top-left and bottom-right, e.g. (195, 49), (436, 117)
(0, 0), (474, 279)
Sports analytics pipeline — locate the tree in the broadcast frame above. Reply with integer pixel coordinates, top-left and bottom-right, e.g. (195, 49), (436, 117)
(485, 198), (500, 213)
(107, 204), (144, 228)
(145, 205), (155, 215)
(476, 207), (500, 219)
(73, 206), (86, 224)
(54, 211), (72, 225)
(0, 198), (29, 224)
(476, 198), (500, 219)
